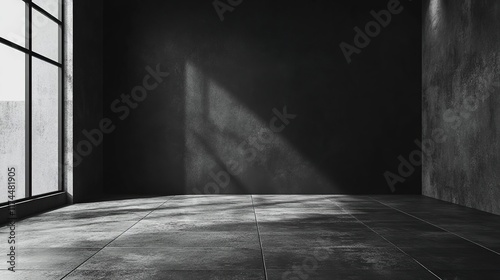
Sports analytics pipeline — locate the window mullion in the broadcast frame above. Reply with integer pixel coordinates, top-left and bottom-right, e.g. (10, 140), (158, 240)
(26, 0), (32, 198)
(60, 0), (65, 192)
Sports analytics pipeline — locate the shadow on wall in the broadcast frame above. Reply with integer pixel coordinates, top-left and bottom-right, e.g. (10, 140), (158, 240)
(103, 0), (422, 195)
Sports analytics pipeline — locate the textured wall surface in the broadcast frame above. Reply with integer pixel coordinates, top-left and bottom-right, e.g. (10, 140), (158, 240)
(423, 0), (500, 214)
(103, 0), (422, 195)
(64, 0), (73, 202)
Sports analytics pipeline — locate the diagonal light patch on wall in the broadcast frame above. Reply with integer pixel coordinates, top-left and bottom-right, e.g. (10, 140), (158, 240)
(185, 61), (336, 194)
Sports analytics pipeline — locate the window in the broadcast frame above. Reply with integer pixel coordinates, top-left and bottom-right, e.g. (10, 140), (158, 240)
(0, 0), (64, 203)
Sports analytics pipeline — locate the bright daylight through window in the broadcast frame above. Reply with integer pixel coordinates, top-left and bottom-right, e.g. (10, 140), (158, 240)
(0, 0), (63, 203)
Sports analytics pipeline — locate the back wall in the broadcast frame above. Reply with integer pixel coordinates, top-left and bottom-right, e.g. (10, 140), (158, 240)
(103, 0), (422, 195)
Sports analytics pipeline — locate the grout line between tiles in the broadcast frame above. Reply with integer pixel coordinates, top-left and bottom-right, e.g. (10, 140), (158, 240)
(251, 195), (269, 280)
(327, 198), (442, 280)
(59, 197), (175, 280)
(368, 196), (500, 256)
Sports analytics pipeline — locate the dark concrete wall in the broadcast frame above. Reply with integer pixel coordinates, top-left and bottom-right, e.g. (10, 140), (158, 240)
(423, 0), (500, 214)
(73, 0), (104, 202)
(103, 0), (422, 195)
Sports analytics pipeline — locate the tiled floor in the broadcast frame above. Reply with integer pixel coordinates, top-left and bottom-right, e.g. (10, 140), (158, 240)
(1, 195), (500, 279)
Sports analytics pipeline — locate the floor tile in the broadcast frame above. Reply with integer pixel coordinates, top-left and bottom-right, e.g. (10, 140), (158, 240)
(0, 270), (68, 280)
(78, 247), (263, 270)
(433, 270), (500, 280)
(0, 230), (121, 248)
(109, 231), (260, 248)
(402, 246), (500, 270)
(260, 231), (391, 248)
(267, 269), (437, 280)
(65, 270), (265, 280)
(14, 248), (98, 270)
(378, 232), (476, 248)
(263, 247), (423, 270)
(127, 219), (258, 232)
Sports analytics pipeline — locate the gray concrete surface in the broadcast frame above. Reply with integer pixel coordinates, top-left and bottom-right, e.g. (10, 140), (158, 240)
(0, 101), (26, 202)
(423, 0), (500, 214)
(64, 0), (74, 202)
(0, 195), (499, 279)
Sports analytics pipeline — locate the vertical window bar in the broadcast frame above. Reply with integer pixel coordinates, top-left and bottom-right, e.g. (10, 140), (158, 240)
(59, 0), (65, 192)
(26, 0), (32, 198)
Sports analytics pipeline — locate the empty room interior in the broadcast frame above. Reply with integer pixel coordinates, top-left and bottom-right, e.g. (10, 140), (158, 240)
(1, 0), (500, 279)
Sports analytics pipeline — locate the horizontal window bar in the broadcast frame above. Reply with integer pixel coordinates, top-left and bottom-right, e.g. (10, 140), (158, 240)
(0, 36), (63, 67)
(0, 36), (28, 54)
(32, 51), (63, 67)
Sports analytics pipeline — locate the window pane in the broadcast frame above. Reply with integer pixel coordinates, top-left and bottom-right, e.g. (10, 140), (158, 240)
(32, 9), (61, 63)
(0, 44), (26, 203)
(33, 0), (61, 20)
(32, 58), (60, 196)
(0, 0), (27, 47)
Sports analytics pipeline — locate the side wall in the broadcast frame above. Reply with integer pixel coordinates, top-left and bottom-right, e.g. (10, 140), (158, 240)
(423, 0), (500, 214)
